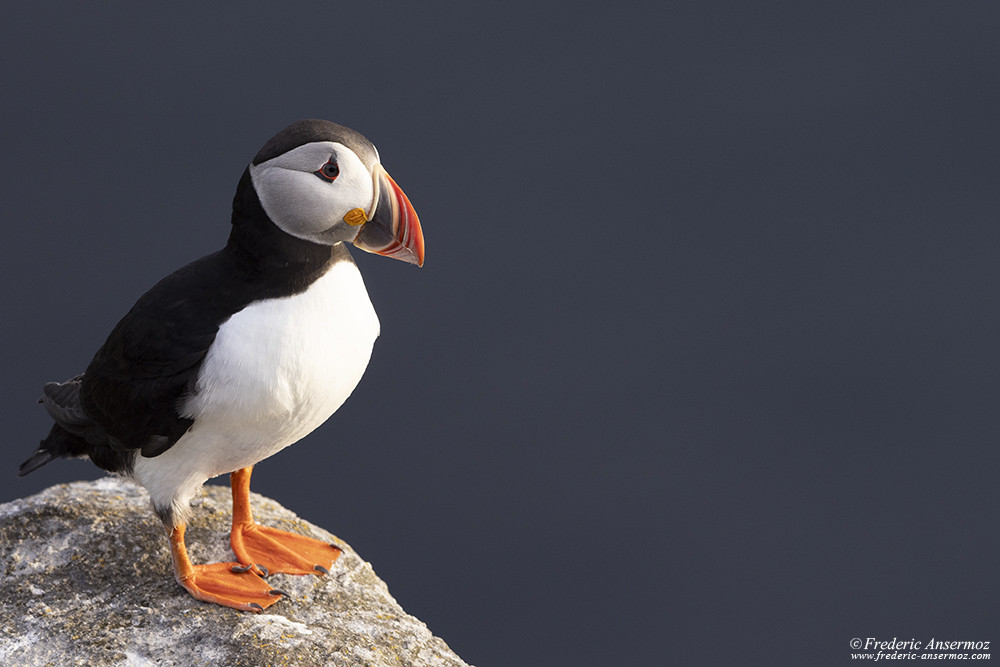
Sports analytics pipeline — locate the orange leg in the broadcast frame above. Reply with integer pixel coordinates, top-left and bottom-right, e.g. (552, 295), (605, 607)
(229, 466), (341, 576)
(168, 523), (283, 612)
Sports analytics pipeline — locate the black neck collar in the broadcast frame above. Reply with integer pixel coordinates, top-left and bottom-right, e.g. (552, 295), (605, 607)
(225, 167), (338, 290)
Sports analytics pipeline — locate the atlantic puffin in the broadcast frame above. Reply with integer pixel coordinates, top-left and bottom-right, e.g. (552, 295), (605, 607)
(18, 119), (425, 612)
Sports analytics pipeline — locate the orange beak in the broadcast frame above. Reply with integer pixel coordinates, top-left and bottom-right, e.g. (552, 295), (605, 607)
(353, 165), (425, 267)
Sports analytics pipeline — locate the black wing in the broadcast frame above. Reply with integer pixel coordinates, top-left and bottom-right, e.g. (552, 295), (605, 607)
(80, 250), (255, 457)
(21, 251), (250, 475)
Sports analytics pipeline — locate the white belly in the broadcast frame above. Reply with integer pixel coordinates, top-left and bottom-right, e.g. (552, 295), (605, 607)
(133, 259), (379, 514)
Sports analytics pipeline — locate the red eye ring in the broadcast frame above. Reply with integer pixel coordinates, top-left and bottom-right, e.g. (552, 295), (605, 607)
(315, 160), (339, 182)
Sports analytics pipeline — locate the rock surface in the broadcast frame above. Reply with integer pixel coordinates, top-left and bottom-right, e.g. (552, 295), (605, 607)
(0, 478), (471, 667)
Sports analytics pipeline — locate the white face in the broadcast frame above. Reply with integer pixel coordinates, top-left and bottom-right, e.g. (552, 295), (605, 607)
(248, 141), (376, 246)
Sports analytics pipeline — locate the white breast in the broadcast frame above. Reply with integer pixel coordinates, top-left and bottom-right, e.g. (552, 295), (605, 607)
(132, 258), (379, 515)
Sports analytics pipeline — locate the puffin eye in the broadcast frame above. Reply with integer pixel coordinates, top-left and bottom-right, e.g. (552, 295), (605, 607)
(315, 160), (339, 182)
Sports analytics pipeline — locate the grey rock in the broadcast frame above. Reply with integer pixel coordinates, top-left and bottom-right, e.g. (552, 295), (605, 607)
(0, 477), (471, 667)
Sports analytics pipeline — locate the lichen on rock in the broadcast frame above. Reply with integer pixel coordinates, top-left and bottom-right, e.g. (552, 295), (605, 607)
(0, 478), (471, 667)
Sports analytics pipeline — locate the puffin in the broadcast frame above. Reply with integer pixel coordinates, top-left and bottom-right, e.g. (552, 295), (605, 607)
(18, 119), (425, 612)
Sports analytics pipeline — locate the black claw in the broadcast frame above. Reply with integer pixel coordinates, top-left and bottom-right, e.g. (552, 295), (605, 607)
(268, 589), (288, 597)
(248, 603), (264, 612)
(255, 564), (269, 578)
(314, 564), (330, 575)
(330, 543), (343, 551)
(230, 563), (254, 573)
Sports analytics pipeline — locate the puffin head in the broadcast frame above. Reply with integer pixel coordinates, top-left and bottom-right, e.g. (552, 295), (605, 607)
(247, 119), (424, 266)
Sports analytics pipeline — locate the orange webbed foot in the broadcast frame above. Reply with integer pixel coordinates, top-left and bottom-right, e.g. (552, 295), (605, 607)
(232, 521), (342, 576)
(178, 561), (285, 612)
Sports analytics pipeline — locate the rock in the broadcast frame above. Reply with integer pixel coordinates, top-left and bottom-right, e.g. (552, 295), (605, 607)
(0, 477), (472, 667)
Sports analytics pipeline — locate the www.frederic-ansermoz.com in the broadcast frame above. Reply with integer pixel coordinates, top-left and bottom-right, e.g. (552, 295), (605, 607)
(850, 637), (991, 661)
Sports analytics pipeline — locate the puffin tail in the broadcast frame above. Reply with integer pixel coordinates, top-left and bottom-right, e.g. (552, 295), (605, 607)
(18, 423), (90, 477)
(18, 446), (56, 476)
(22, 375), (134, 477)
(19, 375), (107, 477)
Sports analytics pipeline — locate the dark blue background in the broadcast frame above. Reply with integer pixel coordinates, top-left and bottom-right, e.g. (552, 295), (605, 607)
(3, 4), (998, 665)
